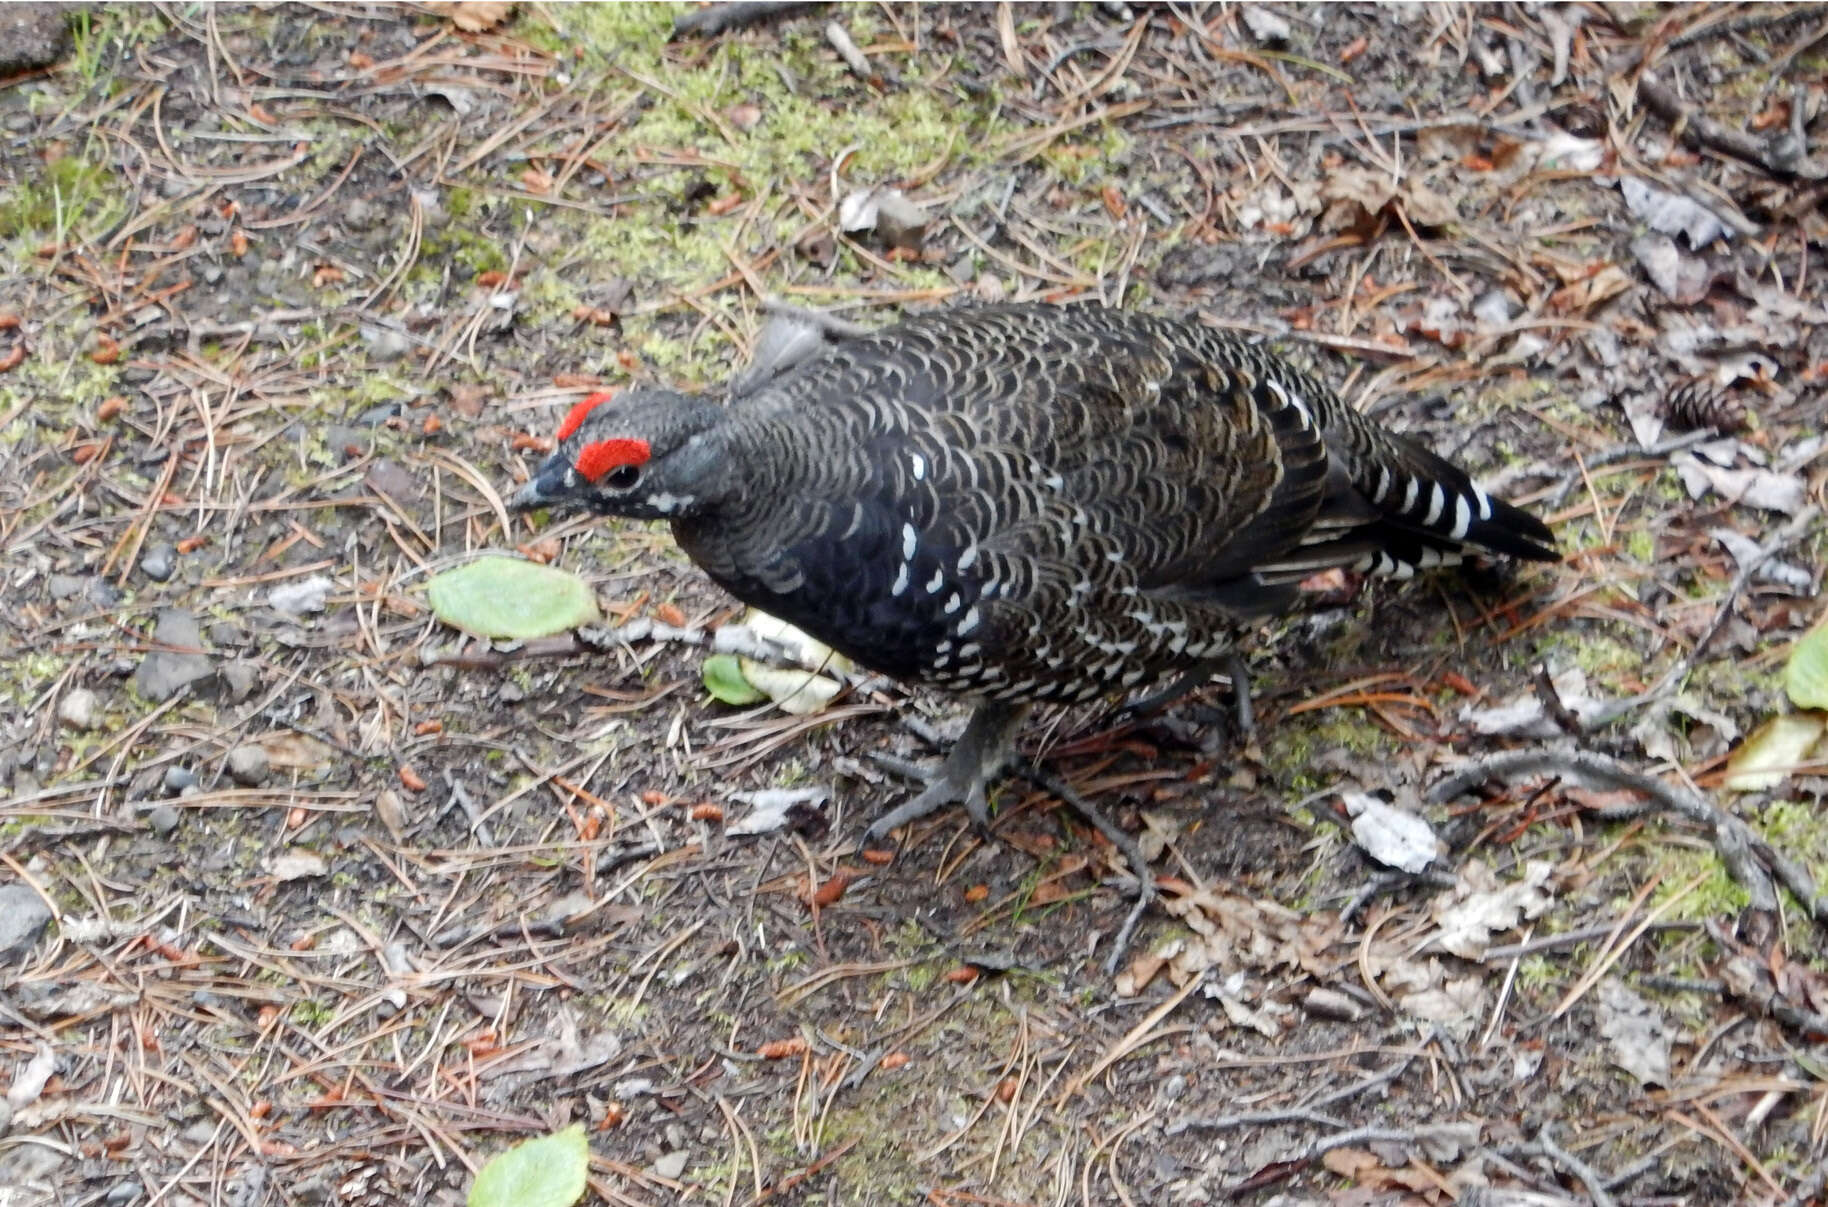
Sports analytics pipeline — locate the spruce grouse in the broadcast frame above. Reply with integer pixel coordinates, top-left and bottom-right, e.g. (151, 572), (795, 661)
(510, 303), (1556, 845)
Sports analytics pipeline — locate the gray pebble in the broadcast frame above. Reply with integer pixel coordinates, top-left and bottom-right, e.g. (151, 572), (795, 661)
(221, 662), (260, 701)
(57, 688), (98, 730)
(145, 804), (181, 836)
(140, 542), (177, 582)
(0, 883), (52, 964)
(163, 765), (199, 794)
(226, 745), (270, 786)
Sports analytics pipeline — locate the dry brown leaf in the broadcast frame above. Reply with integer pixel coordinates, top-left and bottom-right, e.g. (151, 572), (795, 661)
(427, 1), (513, 33)
(1549, 264), (1630, 313)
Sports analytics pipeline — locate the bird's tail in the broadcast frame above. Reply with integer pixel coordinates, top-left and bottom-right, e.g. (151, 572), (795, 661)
(1254, 432), (1557, 583)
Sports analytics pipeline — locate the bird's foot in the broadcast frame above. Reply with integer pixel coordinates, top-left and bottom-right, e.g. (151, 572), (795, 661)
(860, 765), (995, 847)
(861, 701), (1030, 848)
(1015, 764), (1159, 974)
(1115, 653), (1255, 740)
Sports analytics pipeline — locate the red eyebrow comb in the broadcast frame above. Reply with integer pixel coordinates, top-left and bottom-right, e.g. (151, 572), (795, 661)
(575, 437), (651, 482)
(555, 391), (617, 442)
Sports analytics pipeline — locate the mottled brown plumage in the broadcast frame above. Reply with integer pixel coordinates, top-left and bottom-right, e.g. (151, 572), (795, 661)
(510, 303), (1555, 839)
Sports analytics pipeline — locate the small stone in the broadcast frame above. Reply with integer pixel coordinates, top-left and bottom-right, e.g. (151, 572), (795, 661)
(221, 661), (260, 701)
(497, 681), (526, 704)
(268, 575), (333, 616)
(104, 1180), (142, 1206)
(373, 789), (408, 840)
(48, 574), (85, 600)
(1239, 5), (1292, 45)
(135, 610), (214, 702)
(0, 883), (53, 964)
(145, 804), (181, 836)
(651, 1151), (688, 1181)
(0, 4), (74, 76)
(872, 191), (930, 251)
(226, 745), (270, 786)
(57, 688), (98, 730)
(207, 621), (244, 647)
(163, 765), (199, 794)
(140, 542), (177, 582)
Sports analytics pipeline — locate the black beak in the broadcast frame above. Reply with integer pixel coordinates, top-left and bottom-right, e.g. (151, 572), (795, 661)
(508, 457), (570, 512)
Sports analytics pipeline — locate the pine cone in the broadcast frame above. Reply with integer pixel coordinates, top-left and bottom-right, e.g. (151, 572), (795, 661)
(1662, 380), (1747, 434)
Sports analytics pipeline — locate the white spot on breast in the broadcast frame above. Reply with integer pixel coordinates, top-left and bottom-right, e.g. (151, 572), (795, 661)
(958, 642), (980, 659)
(943, 594), (961, 615)
(910, 453), (926, 480)
(901, 523), (918, 561)
(891, 563), (910, 596)
(1044, 474), (1064, 491)
(1401, 478), (1419, 513)
(925, 568), (944, 593)
(957, 607), (981, 635)
(957, 544), (978, 571)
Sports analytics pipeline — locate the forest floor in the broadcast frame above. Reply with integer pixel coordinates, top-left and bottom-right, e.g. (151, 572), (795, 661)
(3, 3), (1827, 1204)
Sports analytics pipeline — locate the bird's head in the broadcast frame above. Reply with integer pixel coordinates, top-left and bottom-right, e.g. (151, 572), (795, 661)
(509, 388), (728, 520)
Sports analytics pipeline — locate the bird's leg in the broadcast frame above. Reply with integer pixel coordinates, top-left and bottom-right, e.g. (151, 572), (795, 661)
(869, 701), (1159, 971)
(862, 701), (1031, 846)
(1016, 764), (1158, 974)
(1116, 652), (1255, 738)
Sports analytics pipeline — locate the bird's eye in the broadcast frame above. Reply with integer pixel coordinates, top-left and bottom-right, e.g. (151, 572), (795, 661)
(606, 464), (642, 490)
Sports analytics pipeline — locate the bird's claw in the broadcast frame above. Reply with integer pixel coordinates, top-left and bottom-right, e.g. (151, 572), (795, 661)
(859, 762), (994, 850)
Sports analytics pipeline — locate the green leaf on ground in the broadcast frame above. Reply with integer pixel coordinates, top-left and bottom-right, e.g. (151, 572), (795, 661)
(703, 653), (767, 705)
(1785, 623), (1828, 711)
(468, 1123), (588, 1207)
(427, 558), (600, 639)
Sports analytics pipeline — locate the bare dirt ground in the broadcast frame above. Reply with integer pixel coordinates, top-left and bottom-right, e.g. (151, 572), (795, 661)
(3, 3), (1827, 1204)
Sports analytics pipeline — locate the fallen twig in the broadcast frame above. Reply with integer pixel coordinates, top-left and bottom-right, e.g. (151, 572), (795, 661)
(672, 1), (820, 39)
(1636, 72), (1827, 181)
(1501, 1125), (1621, 1207)
(1586, 506), (1821, 725)
(1430, 748), (1828, 926)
